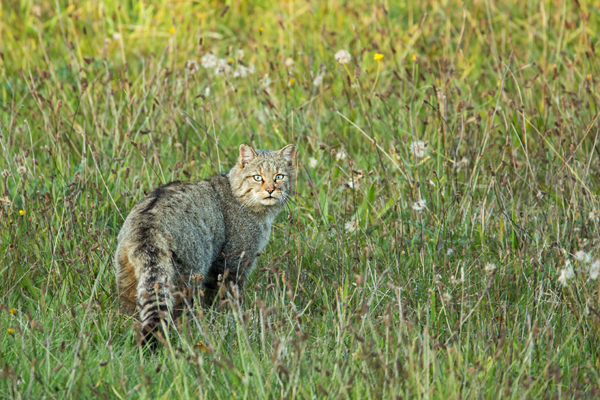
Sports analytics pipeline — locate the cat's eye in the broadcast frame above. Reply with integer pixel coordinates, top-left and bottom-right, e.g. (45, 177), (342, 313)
(275, 174), (285, 180)
(253, 175), (263, 182)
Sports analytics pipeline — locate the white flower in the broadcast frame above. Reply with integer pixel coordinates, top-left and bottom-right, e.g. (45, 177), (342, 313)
(484, 263), (497, 274)
(17, 166), (26, 174)
(334, 50), (351, 64)
(345, 218), (358, 233)
(590, 260), (600, 280)
(285, 57), (295, 68)
(557, 264), (574, 287)
(308, 157), (318, 168)
(446, 248), (454, 256)
(235, 49), (244, 60)
(205, 87), (210, 97)
(260, 74), (272, 89)
(345, 179), (359, 190)
(313, 73), (324, 87)
(412, 199), (426, 211)
(187, 60), (199, 75)
(215, 59), (232, 76)
(335, 149), (347, 161)
(574, 250), (592, 263)
(201, 53), (218, 69)
(233, 64), (255, 78)
(409, 141), (427, 158)
(112, 33), (122, 40)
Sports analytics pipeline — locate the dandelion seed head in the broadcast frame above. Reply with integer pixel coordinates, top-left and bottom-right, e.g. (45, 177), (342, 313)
(335, 50), (351, 64)
(308, 157), (318, 168)
(260, 74), (272, 89)
(313, 73), (324, 87)
(187, 60), (199, 75)
(485, 263), (497, 274)
(590, 260), (600, 280)
(236, 49), (244, 60)
(285, 57), (295, 68)
(410, 141), (427, 158)
(345, 218), (358, 233)
(412, 199), (426, 211)
(574, 250), (592, 264)
(215, 59), (232, 76)
(590, 260), (600, 281)
(558, 264), (574, 287)
(233, 64), (255, 78)
(201, 53), (218, 69)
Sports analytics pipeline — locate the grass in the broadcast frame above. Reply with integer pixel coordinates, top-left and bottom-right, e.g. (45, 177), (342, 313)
(1, 0), (600, 398)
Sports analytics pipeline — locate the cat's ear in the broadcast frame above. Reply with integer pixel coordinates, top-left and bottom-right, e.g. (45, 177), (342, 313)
(238, 143), (258, 166)
(278, 144), (296, 165)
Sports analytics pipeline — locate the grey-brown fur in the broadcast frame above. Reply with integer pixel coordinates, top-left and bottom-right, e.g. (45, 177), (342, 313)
(114, 143), (296, 347)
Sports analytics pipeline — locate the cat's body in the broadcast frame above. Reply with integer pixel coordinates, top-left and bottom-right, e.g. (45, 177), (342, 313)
(114, 144), (296, 346)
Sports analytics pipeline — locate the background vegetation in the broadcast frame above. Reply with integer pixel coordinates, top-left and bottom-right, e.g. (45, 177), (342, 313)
(1, 0), (600, 398)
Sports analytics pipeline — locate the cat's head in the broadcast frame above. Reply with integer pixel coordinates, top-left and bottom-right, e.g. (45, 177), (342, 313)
(229, 143), (297, 211)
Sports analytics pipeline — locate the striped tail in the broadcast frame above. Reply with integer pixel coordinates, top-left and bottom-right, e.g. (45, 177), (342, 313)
(136, 255), (174, 350)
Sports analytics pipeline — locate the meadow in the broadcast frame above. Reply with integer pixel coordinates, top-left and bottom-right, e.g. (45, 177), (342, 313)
(1, 0), (600, 398)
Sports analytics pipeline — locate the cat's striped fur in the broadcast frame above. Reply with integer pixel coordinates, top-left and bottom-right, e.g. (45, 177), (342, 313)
(114, 144), (296, 348)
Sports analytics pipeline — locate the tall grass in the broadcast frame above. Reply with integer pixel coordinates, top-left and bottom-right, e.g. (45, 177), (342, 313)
(1, 0), (600, 398)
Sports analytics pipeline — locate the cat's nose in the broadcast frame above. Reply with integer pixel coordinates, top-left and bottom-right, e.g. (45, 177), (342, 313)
(266, 187), (275, 194)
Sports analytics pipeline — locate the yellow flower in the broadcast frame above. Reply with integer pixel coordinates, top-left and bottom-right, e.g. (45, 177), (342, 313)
(7, 329), (14, 336)
(374, 53), (384, 61)
(169, 27), (176, 35)
(10, 308), (17, 315)
(194, 340), (211, 353)
(412, 54), (419, 62)
(19, 210), (24, 216)
(587, 74), (592, 80)
(289, 78), (295, 86)
(258, 27), (263, 34)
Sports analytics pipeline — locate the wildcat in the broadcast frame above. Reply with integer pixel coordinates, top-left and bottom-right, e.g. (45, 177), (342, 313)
(114, 143), (296, 346)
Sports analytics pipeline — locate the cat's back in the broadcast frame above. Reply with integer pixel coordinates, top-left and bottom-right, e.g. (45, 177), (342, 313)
(117, 176), (236, 264)
(119, 180), (219, 235)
